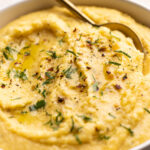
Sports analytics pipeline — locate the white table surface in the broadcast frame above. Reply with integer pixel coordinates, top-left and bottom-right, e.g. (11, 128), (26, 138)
(0, 0), (150, 9)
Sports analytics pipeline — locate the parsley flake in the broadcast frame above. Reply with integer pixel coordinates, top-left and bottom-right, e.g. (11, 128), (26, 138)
(115, 50), (131, 58)
(29, 100), (46, 111)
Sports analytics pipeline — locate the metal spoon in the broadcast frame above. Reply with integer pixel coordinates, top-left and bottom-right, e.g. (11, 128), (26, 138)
(56, 0), (143, 52)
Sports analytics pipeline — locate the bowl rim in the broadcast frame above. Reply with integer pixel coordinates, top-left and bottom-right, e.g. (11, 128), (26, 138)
(0, 0), (150, 150)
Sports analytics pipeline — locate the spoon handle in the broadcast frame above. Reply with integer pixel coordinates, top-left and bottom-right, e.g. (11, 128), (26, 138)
(56, 0), (96, 26)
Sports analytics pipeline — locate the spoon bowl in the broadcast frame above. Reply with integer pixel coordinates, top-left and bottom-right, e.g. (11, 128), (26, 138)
(56, 0), (143, 52)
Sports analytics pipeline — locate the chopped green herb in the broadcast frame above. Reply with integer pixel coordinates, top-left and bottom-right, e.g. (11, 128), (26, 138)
(144, 108), (150, 114)
(23, 45), (30, 49)
(86, 38), (99, 45)
(43, 72), (55, 85)
(47, 51), (58, 59)
(42, 80), (51, 85)
(45, 72), (55, 79)
(7, 70), (11, 78)
(59, 39), (64, 45)
(79, 115), (92, 122)
(74, 134), (82, 144)
(24, 51), (30, 56)
(29, 100), (46, 111)
(5, 46), (16, 52)
(98, 134), (110, 140)
(79, 72), (82, 78)
(108, 113), (116, 119)
(109, 61), (121, 66)
(115, 50), (131, 58)
(77, 34), (82, 41)
(63, 66), (76, 79)
(92, 74), (99, 92)
(66, 50), (77, 57)
(93, 82), (99, 92)
(45, 116), (53, 126)
(55, 110), (64, 126)
(3, 51), (8, 60)
(11, 97), (22, 101)
(100, 90), (103, 96)
(21, 111), (28, 114)
(70, 117), (75, 132)
(42, 89), (46, 98)
(14, 70), (28, 81)
(120, 124), (134, 136)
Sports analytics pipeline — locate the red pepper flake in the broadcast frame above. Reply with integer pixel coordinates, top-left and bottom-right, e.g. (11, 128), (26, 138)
(77, 84), (86, 89)
(106, 71), (111, 74)
(14, 62), (21, 65)
(57, 97), (65, 103)
(114, 104), (121, 111)
(122, 74), (128, 80)
(1, 84), (5, 88)
(46, 58), (51, 62)
(73, 28), (77, 32)
(98, 47), (106, 52)
(47, 67), (54, 72)
(114, 84), (122, 90)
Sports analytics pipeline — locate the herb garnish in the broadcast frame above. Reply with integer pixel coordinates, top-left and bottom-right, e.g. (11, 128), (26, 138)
(98, 134), (111, 140)
(43, 72), (55, 85)
(29, 100), (46, 111)
(66, 50), (77, 57)
(115, 50), (131, 58)
(144, 108), (150, 114)
(109, 61), (121, 66)
(78, 115), (92, 122)
(70, 117), (75, 132)
(55, 110), (64, 126)
(63, 66), (76, 79)
(20, 111), (28, 114)
(42, 89), (46, 98)
(14, 70), (28, 81)
(11, 97), (22, 101)
(74, 134), (82, 144)
(23, 45), (30, 49)
(3, 46), (15, 60)
(77, 34), (82, 41)
(24, 51), (30, 56)
(100, 90), (104, 96)
(3, 52), (8, 60)
(108, 113), (116, 119)
(45, 110), (64, 130)
(120, 124), (134, 136)
(47, 51), (58, 59)
(92, 74), (99, 92)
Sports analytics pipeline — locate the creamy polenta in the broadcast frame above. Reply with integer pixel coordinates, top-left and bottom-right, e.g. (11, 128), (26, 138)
(0, 6), (150, 150)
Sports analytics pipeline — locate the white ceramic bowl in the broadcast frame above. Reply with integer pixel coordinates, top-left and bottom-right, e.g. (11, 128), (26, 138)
(0, 0), (150, 150)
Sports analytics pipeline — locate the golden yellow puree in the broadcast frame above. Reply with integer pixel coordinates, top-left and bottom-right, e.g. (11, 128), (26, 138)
(0, 6), (150, 150)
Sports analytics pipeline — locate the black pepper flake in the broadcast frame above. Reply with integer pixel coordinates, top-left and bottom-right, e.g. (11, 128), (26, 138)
(86, 66), (91, 70)
(101, 54), (105, 57)
(122, 74), (128, 80)
(114, 84), (122, 90)
(57, 97), (65, 104)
